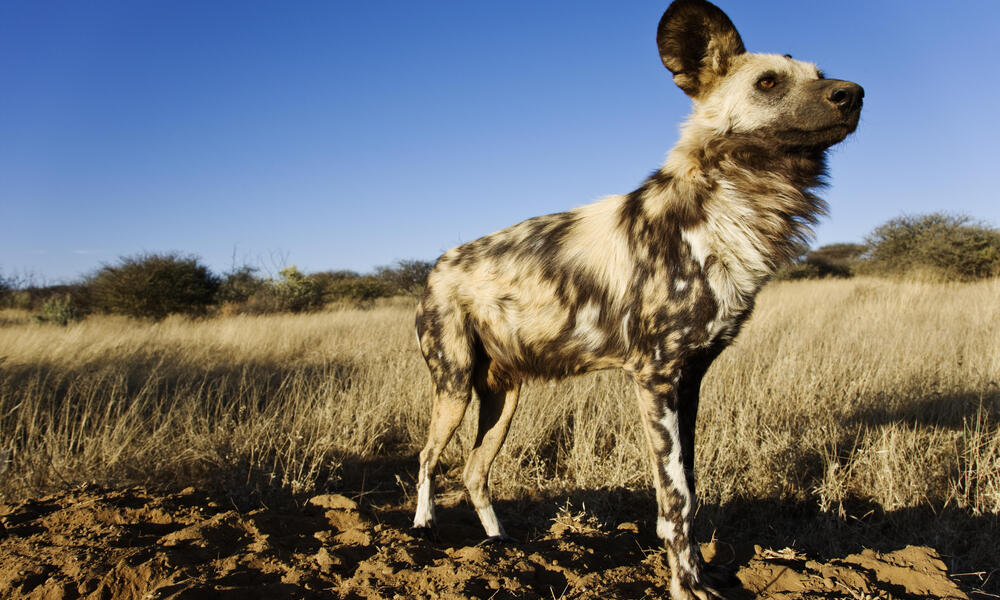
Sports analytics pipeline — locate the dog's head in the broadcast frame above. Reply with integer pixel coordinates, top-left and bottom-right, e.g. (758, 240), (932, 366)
(657, 0), (862, 151)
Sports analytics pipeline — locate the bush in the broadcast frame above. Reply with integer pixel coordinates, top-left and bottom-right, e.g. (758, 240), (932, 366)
(90, 253), (220, 319)
(0, 274), (10, 308)
(0, 271), (34, 310)
(808, 243), (866, 271)
(325, 276), (393, 305)
(35, 294), (80, 326)
(271, 266), (323, 312)
(38, 283), (95, 315)
(310, 270), (359, 296)
(4, 291), (32, 310)
(861, 213), (1000, 280)
(775, 243), (865, 280)
(216, 266), (266, 305)
(374, 260), (433, 295)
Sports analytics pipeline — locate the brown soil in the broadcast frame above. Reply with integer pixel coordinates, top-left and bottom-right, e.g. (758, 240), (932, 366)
(0, 481), (973, 600)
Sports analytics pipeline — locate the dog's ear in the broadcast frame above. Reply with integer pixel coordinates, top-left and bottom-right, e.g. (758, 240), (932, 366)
(657, 0), (745, 97)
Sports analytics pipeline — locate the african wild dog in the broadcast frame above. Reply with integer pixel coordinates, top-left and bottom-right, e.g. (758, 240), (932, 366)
(412, 0), (862, 598)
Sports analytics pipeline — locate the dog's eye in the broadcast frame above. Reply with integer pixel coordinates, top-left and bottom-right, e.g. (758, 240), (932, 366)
(757, 76), (777, 90)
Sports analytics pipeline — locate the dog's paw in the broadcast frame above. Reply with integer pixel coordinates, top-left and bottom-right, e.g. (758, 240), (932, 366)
(671, 573), (727, 600)
(672, 582), (726, 600)
(410, 525), (440, 542)
(701, 560), (740, 589)
(475, 533), (517, 547)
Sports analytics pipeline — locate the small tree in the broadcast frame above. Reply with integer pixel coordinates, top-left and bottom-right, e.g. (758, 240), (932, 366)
(90, 252), (220, 319)
(35, 294), (80, 326)
(310, 269), (359, 293)
(808, 243), (866, 270)
(217, 265), (266, 305)
(0, 270), (35, 309)
(374, 259), (434, 295)
(862, 213), (1000, 280)
(774, 243), (864, 280)
(273, 266), (323, 312)
(0, 271), (10, 307)
(326, 275), (393, 304)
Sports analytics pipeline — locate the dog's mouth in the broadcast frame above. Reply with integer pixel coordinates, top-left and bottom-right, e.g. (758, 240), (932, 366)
(774, 119), (859, 151)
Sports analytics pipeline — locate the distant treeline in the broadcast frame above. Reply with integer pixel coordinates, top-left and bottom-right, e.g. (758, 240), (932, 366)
(0, 257), (433, 323)
(3, 212), (999, 323)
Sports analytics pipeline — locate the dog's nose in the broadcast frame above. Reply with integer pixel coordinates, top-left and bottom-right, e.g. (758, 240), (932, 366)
(828, 82), (864, 114)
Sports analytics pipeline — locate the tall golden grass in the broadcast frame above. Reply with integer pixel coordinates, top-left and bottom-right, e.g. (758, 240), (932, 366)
(1, 279), (997, 519)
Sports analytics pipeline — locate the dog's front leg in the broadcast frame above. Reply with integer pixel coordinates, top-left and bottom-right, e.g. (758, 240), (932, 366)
(634, 364), (722, 600)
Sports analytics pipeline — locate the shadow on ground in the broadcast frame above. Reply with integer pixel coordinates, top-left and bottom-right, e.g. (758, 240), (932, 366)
(0, 452), (993, 599)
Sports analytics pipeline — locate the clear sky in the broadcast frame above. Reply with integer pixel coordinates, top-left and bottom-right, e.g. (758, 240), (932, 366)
(2, 1), (999, 283)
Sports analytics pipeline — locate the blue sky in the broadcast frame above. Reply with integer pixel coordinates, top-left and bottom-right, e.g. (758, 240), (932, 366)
(2, 1), (999, 283)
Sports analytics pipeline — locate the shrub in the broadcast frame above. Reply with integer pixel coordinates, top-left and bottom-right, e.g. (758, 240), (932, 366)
(374, 260), (433, 296)
(310, 270), (359, 296)
(36, 283), (95, 315)
(0, 275), (9, 309)
(861, 213), (1000, 280)
(90, 253), (220, 319)
(776, 261), (846, 280)
(271, 266), (323, 312)
(2, 290), (32, 311)
(808, 243), (866, 271)
(325, 276), (393, 305)
(0, 271), (34, 310)
(216, 266), (266, 305)
(35, 294), (80, 326)
(775, 243), (865, 280)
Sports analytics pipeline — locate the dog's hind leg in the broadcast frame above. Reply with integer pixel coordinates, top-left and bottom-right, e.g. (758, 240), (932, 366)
(413, 304), (474, 532)
(413, 386), (472, 531)
(464, 356), (521, 542)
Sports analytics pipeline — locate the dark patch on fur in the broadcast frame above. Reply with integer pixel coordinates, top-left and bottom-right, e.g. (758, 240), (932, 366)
(657, 0), (746, 96)
(414, 0), (862, 590)
(416, 302), (470, 396)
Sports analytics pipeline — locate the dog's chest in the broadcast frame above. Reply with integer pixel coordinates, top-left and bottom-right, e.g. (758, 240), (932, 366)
(626, 269), (739, 359)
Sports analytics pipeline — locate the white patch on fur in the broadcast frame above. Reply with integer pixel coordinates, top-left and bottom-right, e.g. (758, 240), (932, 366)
(657, 411), (691, 525)
(561, 195), (635, 310)
(706, 317), (722, 336)
(683, 181), (772, 320)
(671, 574), (685, 600)
(476, 505), (506, 538)
(682, 227), (709, 269)
(415, 325), (423, 353)
(573, 301), (605, 351)
(621, 311), (631, 349)
(657, 515), (674, 541)
(678, 546), (697, 580)
(413, 464), (435, 528)
(673, 278), (688, 292)
(654, 344), (662, 362)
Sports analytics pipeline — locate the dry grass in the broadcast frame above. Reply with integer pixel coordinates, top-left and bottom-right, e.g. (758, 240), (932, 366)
(1, 279), (998, 576)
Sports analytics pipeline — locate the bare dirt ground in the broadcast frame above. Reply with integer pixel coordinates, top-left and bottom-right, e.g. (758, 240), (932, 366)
(0, 459), (979, 600)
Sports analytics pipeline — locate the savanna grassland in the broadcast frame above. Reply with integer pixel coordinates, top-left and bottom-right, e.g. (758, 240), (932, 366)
(0, 278), (997, 599)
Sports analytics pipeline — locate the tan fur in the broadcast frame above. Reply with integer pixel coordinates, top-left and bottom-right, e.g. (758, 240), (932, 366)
(412, 2), (862, 599)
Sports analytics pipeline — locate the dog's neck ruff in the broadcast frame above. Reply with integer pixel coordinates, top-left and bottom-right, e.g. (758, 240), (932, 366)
(657, 126), (829, 316)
